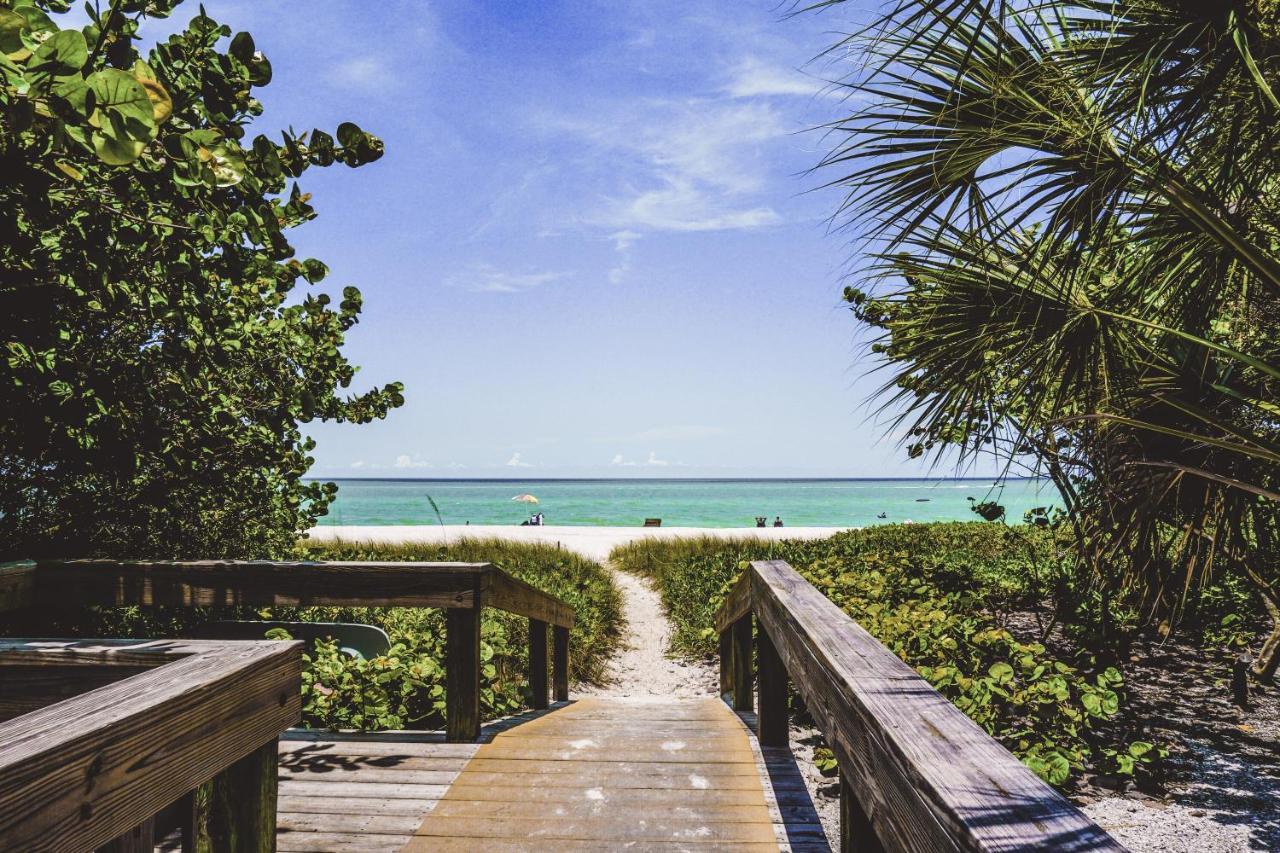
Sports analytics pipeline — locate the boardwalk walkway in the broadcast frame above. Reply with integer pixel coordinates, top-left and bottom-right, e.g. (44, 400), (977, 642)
(277, 698), (828, 852)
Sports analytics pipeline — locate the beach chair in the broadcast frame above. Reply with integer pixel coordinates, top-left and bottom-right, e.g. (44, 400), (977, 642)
(643, 518), (662, 527)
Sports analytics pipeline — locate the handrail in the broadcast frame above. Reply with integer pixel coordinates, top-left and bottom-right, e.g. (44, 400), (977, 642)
(0, 559), (576, 742)
(713, 560), (1125, 853)
(0, 638), (301, 850)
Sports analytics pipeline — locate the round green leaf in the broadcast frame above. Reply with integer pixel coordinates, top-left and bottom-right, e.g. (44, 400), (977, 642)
(31, 28), (86, 74)
(0, 8), (27, 57)
(88, 68), (155, 135)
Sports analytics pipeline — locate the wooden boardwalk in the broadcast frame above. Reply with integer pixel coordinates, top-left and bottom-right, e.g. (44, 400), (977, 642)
(276, 698), (829, 852)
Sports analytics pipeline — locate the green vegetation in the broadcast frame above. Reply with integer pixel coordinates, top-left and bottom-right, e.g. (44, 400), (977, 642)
(0, 0), (400, 560)
(14, 539), (622, 731)
(611, 523), (1181, 787)
(817, 2), (1280, 676)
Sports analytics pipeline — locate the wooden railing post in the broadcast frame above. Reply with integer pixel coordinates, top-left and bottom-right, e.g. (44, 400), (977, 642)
(840, 770), (885, 853)
(446, 607), (482, 742)
(731, 614), (753, 713)
(552, 624), (570, 702)
(756, 621), (788, 747)
(189, 738), (279, 852)
(718, 628), (732, 702)
(529, 618), (549, 710)
(446, 578), (483, 742)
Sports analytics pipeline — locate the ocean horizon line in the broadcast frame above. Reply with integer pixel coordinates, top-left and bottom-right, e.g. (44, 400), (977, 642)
(309, 475), (1047, 484)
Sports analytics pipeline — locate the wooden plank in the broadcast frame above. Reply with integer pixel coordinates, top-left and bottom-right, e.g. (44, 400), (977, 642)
(31, 559), (485, 609)
(747, 559), (1123, 853)
(277, 796), (442, 816)
(529, 619), (548, 710)
(756, 620), (789, 748)
(0, 641), (301, 852)
(277, 830), (408, 852)
(405, 840), (787, 853)
(277, 780), (451, 800)
(487, 571), (575, 627)
(445, 579), (482, 743)
(731, 614), (753, 713)
(714, 569), (752, 632)
(552, 624), (569, 702)
(277, 811), (423, 834)
(0, 664), (150, 723)
(413, 815), (780, 842)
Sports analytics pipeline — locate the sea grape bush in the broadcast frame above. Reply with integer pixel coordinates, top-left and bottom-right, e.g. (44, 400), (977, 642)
(0, 0), (400, 559)
(610, 523), (1155, 787)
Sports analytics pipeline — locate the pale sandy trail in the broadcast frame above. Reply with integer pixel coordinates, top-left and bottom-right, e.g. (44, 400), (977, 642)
(577, 564), (718, 699)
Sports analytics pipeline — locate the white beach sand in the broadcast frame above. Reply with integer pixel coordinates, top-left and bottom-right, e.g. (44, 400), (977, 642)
(306, 524), (851, 562)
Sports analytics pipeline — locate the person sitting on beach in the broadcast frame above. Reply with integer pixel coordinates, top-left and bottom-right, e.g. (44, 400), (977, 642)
(773, 516), (783, 527)
(755, 516), (767, 528)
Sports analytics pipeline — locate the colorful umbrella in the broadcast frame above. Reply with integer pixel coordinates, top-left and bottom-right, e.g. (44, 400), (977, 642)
(511, 494), (539, 504)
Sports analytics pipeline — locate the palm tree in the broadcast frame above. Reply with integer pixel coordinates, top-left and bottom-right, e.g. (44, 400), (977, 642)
(817, 2), (1280, 675)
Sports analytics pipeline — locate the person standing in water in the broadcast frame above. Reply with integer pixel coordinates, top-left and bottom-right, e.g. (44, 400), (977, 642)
(773, 516), (783, 527)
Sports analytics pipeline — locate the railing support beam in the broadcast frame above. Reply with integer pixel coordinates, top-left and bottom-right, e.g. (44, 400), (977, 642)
(529, 618), (549, 710)
(731, 614), (753, 713)
(756, 622), (788, 747)
(189, 738), (279, 852)
(718, 628), (732, 702)
(446, 583), (483, 742)
(552, 624), (570, 702)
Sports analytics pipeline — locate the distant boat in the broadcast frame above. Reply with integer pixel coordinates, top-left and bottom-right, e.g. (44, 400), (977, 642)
(915, 498), (930, 502)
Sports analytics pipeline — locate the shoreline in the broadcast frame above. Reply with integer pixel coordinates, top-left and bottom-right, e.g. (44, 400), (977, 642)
(306, 524), (851, 561)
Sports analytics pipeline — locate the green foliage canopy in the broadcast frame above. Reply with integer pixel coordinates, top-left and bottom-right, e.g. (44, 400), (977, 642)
(816, 1), (1280, 667)
(0, 0), (402, 558)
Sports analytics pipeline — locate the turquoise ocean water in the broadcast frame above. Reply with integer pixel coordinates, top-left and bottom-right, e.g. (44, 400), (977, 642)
(314, 479), (1056, 528)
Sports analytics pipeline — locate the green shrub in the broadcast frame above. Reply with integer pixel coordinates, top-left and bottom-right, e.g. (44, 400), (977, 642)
(609, 522), (1143, 788)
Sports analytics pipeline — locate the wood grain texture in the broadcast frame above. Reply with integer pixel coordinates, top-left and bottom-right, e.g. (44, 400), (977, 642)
(0, 640), (301, 852)
(528, 619), (549, 710)
(552, 624), (570, 703)
(731, 615), (754, 713)
(446, 589), (482, 743)
(192, 738), (279, 853)
(409, 698), (804, 849)
(756, 622), (789, 749)
(715, 569), (753, 632)
(13, 560), (577, 627)
(744, 560), (1124, 853)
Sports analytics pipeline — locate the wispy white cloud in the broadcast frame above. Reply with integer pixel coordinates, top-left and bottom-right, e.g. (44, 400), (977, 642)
(330, 57), (393, 90)
(506, 452), (532, 468)
(394, 454), (431, 469)
(607, 229), (641, 283)
(445, 264), (566, 294)
(724, 57), (828, 100)
(545, 100), (787, 234)
(645, 451), (671, 467)
(350, 460), (366, 469)
(606, 424), (727, 442)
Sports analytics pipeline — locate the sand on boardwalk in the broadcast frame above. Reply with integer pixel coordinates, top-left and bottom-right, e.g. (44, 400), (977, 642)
(307, 524), (849, 562)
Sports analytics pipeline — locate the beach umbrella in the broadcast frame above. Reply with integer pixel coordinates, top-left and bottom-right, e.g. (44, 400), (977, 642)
(511, 494), (539, 504)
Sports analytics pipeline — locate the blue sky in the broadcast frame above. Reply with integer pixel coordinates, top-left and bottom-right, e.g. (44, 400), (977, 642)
(142, 0), (974, 478)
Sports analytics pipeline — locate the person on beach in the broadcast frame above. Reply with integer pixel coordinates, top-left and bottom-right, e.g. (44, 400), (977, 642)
(773, 516), (783, 527)
(755, 516), (767, 528)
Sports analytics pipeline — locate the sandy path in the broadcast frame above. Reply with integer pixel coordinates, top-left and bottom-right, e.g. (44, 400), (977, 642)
(578, 566), (718, 699)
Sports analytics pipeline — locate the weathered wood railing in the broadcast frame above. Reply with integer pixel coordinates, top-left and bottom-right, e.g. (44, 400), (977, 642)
(714, 560), (1125, 853)
(0, 559), (576, 742)
(0, 637), (302, 851)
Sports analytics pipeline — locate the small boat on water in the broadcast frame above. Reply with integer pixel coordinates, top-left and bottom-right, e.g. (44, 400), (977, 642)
(915, 498), (930, 502)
